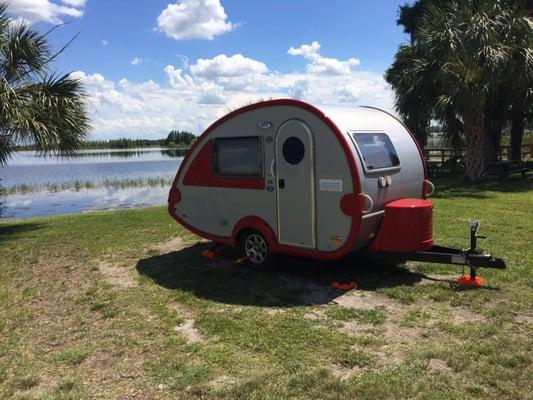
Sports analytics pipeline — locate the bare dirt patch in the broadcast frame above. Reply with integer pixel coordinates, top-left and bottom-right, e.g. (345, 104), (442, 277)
(514, 313), (533, 326)
(150, 236), (187, 254)
(450, 306), (486, 324)
(329, 363), (363, 380)
(427, 358), (453, 374)
(333, 291), (403, 311)
(167, 302), (195, 319)
(303, 308), (326, 320)
(338, 320), (374, 336)
(98, 260), (137, 288)
(174, 319), (205, 343)
(209, 375), (237, 389)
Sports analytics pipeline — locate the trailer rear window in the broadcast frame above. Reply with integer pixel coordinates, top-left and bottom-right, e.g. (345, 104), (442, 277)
(352, 133), (400, 171)
(213, 137), (262, 177)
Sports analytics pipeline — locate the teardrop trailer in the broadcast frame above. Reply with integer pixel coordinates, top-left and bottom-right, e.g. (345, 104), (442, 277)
(168, 99), (505, 285)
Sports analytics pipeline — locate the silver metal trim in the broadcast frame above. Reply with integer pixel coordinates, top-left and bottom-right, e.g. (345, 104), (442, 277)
(361, 210), (385, 219)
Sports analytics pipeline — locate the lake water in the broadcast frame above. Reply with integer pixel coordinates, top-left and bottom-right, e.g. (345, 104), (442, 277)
(0, 148), (185, 219)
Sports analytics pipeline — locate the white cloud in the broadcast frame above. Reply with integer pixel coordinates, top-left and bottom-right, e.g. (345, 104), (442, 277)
(72, 42), (393, 140)
(287, 41), (321, 59)
(157, 0), (235, 40)
(5, 0), (86, 24)
(130, 57), (148, 66)
(61, 0), (86, 6)
(190, 54), (268, 78)
(164, 65), (194, 89)
(101, 40), (108, 46)
(288, 41), (360, 75)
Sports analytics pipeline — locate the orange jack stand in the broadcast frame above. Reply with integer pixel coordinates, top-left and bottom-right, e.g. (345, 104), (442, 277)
(331, 281), (357, 291)
(456, 274), (485, 287)
(201, 249), (221, 260)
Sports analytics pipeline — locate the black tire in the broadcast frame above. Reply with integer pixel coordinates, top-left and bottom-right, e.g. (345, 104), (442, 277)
(239, 230), (273, 270)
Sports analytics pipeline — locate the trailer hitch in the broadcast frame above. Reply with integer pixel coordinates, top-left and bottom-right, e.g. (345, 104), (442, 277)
(457, 221), (505, 285)
(381, 221), (506, 287)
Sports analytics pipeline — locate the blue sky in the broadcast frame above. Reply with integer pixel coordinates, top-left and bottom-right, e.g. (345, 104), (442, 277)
(6, 0), (410, 139)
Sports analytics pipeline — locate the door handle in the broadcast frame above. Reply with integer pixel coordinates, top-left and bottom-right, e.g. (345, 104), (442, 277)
(278, 179), (285, 189)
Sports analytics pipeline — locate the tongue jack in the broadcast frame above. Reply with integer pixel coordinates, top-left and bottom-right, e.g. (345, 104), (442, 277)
(455, 221), (487, 287)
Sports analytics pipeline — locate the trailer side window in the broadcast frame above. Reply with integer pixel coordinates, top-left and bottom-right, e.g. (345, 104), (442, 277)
(213, 137), (262, 177)
(352, 133), (400, 171)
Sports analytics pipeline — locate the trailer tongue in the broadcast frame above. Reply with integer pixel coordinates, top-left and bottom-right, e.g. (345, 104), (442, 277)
(374, 220), (506, 287)
(367, 198), (506, 287)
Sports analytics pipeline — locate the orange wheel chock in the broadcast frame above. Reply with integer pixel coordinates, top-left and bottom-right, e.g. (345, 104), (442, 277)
(331, 281), (357, 291)
(235, 256), (249, 264)
(456, 274), (485, 287)
(201, 249), (221, 260)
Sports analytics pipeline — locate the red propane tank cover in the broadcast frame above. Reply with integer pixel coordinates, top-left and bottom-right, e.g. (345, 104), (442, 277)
(371, 198), (434, 253)
(386, 198), (433, 209)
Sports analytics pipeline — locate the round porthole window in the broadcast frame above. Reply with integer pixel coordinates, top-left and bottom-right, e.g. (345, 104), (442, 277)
(282, 137), (305, 165)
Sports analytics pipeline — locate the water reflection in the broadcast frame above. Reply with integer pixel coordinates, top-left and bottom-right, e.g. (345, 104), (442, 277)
(2, 186), (170, 219)
(0, 148), (186, 219)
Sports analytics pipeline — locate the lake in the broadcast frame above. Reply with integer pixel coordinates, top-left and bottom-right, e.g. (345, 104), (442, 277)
(0, 148), (185, 219)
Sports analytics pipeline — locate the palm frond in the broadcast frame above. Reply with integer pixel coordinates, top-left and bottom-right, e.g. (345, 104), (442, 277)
(1, 22), (50, 83)
(0, 2), (91, 164)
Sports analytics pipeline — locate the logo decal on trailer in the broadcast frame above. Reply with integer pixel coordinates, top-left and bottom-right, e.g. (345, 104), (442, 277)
(257, 121), (273, 130)
(266, 185), (274, 192)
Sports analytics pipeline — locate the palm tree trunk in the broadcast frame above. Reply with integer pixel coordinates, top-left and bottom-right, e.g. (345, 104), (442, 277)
(464, 113), (490, 182)
(510, 109), (525, 161)
(484, 87), (506, 162)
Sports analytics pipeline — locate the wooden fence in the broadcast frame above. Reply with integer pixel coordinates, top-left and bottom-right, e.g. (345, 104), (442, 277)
(424, 144), (532, 164)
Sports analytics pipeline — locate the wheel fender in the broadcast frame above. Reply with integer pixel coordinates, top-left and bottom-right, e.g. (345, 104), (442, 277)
(231, 216), (278, 253)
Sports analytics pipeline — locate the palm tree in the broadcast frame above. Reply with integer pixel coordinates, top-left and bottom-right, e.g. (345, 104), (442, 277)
(0, 2), (90, 165)
(505, 0), (533, 160)
(387, 0), (532, 181)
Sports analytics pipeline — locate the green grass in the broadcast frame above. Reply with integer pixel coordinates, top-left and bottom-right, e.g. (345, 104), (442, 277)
(0, 176), (531, 399)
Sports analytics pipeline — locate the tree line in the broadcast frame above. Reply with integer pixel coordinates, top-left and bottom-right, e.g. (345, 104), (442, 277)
(81, 130), (196, 149)
(386, 0), (532, 181)
(14, 130), (196, 150)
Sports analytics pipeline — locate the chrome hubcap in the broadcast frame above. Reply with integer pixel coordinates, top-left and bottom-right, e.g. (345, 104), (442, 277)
(244, 234), (268, 264)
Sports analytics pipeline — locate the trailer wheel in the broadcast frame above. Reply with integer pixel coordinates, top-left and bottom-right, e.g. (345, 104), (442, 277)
(240, 230), (271, 268)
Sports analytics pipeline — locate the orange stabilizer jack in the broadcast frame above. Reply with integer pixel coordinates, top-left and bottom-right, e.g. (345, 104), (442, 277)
(456, 275), (485, 287)
(331, 281), (357, 291)
(201, 249), (221, 260)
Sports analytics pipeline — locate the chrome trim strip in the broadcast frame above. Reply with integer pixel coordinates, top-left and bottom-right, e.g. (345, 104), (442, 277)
(361, 210), (385, 220)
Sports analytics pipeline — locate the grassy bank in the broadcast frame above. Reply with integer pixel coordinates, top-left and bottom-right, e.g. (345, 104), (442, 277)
(0, 177), (532, 399)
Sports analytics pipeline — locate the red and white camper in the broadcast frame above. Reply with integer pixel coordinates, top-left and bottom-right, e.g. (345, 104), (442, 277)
(168, 99), (504, 282)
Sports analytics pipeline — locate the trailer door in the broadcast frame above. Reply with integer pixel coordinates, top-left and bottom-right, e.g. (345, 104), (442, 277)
(275, 119), (315, 248)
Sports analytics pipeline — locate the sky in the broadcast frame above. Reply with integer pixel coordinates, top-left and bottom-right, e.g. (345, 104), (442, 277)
(5, 0), (411, 140)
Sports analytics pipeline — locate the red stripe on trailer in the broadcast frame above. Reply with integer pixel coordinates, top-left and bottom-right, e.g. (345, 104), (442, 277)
(182, 140), (265, 190)
(168, 98), (362, 260)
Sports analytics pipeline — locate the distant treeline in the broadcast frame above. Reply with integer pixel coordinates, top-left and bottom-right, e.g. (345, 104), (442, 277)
(14, 130), (196, 150)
